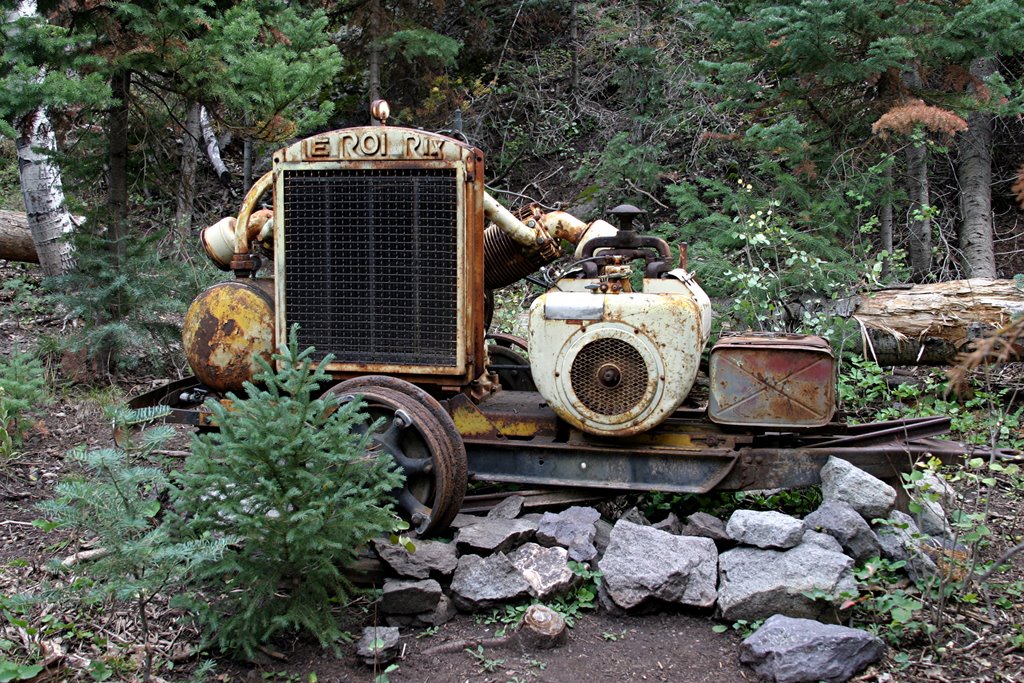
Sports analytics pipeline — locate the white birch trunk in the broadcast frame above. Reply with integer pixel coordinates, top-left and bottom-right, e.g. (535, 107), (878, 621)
(199, 106), (229, 184)
(9, 0), (76, 275)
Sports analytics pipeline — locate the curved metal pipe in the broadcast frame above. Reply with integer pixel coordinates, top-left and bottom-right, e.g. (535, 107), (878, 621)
(234, 171), (275, 255)
(483, 192), (540, 247)
(540, 211), (589, 245)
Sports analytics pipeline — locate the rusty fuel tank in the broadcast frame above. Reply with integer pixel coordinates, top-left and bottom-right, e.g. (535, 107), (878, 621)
(708, 333), (837, 429)
(182, 279), (275, 393)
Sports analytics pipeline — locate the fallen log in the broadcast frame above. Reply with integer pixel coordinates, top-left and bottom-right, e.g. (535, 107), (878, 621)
(852, 279), (1024, 366)
(0, 209), (39, 264)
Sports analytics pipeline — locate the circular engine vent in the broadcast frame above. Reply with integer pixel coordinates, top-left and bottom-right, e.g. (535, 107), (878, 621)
(570, 337), (649, 415)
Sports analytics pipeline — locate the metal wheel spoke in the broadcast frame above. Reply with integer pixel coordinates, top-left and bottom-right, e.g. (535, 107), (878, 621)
(377, 410), (411, 444)
(395, 456), (434, 475)
(325, 378), (467, 536)
(395, 488), (432, 534)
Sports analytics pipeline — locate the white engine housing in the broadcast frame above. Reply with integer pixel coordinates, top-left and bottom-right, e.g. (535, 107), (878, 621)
(528, 269), (712, 436)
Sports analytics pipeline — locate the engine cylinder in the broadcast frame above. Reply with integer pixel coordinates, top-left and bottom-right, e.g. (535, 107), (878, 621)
(483, 224), (557, 289)
(182, 279), (275, 393)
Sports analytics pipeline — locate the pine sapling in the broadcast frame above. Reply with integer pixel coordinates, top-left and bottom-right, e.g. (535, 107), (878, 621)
(171, 327), (404, 657)
(37, 408), (229, 682)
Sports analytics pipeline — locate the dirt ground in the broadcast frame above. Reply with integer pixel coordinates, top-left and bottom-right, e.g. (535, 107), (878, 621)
(3, 259), (1024, 682)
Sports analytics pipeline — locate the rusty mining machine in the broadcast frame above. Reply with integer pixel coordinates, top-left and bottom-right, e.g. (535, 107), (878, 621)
(133, 102), (998, 535)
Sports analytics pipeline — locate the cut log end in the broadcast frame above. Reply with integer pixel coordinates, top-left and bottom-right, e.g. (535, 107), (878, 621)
(516, 604), (568, 650)
(0, 209), (40, 264)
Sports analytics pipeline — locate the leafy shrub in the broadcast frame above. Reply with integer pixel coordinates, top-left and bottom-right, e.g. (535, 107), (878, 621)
(171, 328), (404, 656)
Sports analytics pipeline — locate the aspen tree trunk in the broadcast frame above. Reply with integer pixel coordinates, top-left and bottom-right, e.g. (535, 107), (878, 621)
(199, 106), (229, 183)
(852, 280), (1023, 365)
(569, 0), (580, 93)
(957, 57), (997, 278)
(15, 108), (76, 274)
(243, 138), (253, 190)
(8, 0), (76, 276)
(175, 102), (201, 240)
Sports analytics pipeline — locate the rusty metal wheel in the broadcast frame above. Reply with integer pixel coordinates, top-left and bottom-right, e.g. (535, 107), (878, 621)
(487, 344), (536, 392)
(486, 332), (529, 354)
(325, 378), (467, 536)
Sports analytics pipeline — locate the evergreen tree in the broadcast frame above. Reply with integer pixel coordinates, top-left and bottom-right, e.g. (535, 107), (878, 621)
(690, 0), (1024, 281)
(37, 409), (229, 682)
(171, 329), (404, 657)
(2, 0), (343, 371)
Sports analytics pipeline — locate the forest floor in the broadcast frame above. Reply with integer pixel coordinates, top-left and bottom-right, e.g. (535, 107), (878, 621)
(2, 258), (1024, 682)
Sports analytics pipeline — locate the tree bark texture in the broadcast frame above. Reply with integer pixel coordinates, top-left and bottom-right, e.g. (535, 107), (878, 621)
(853, 279), (1023, 365)
(175, 102), (201, 239)
(880, 163), (894, 277)
(107, 69), (130, 268)
(957, 57), (997, 279)
(200, 106), (229, 183)
(9, 0), (76, 276)
(905, 139), (932, 282)
(15, 108), (76, 275)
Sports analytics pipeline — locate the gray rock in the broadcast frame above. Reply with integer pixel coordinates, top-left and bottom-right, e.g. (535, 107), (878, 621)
(381, 578), (443, 615)
(419, 594), (457, 627)
(819, 456), (896, 520)
(727, 510), (805, 549)
(912, 472), (954, 538)
(596, 579), (629, 616)
(385, 594), (457, 628)
(384, 614), (417, 627)
(619, 506), (650, 526)
(800, 530), (844, 553)
(356, 626), (401, 665)
(455, 518), (537, 555)
(598, 520), (718, 610)
(873, 511), (937, 581)
(740, 614), (884, 683)
(373, 538), (459, 579)
(450, 553), (532, 611)
(804, 501), (883, 563)
(652, 512), (683, 535)
(509, 543), (578, 599)
(718, 540), (857, 622)
(680, 511), (731, 543)
(593, 519), (613, 557)
(487, 494), (526, 520)
(536, 506), (601, 561)
(449, 513), (484, 529)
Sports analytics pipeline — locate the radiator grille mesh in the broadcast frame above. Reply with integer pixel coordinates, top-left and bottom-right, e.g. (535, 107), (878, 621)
(282, 168), (459, 366)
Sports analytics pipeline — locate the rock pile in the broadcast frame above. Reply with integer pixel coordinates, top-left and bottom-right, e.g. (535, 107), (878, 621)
(360, 456), (955, 681)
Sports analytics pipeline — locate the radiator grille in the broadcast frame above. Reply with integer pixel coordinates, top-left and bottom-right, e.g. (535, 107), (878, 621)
(283, 168), (459, 366)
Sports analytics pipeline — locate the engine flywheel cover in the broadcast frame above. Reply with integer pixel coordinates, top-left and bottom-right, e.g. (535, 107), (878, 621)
(555, 323), (665, 434)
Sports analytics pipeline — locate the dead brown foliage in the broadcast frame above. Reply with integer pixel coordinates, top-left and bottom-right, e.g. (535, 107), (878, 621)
(871, 98), (969, 139)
